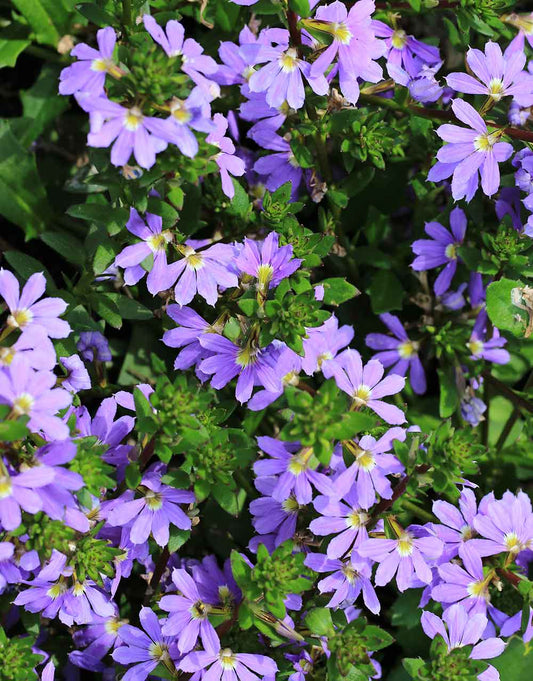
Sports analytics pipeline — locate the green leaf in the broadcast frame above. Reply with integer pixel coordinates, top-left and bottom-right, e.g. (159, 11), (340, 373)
(230, 550), (252, 589)
(146, 197), (179, 228)
(93, 293), (122, 328)
(324, 411), (376, 440)
(0, 420), (29, 442)
(289, 0), (311, 19)
(41, 231), (85, 266)
(11, 0), (76, 47)
(0, 24), (30, 68)
(0, 121), (51, 237)
(125, 463), (141, 490)
(76, 2), (117, 26)
(491, 637), (533, 681)
(320, 277), (360, 306)
(4, 251), (55, 290)
(486, 278), (529, 338)
(230, 180), (252, 218)
(304, 608), (334, 637)
(402, 657), (426, 678)
(106, 294), (153, 321)
(19, 65), (69, 145)
(212, 484), (246, 516)
(438, 366), (460, 418)
(167, 528), (190, 553)
(364, 624), (395, 651)
(367, 270), (405, 314)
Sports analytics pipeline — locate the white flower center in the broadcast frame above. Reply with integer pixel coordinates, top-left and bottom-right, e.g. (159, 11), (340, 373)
(12, 392), (35, 416)
(124, 107), (143, 131)
(396, 532), (414, 556)
(353, 384), (371, 406)
(7, 308), (33, 329)
(279, 48), (299, 73)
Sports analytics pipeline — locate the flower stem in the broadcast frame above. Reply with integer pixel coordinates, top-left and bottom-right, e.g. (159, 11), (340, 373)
(122, 0), (132, 27)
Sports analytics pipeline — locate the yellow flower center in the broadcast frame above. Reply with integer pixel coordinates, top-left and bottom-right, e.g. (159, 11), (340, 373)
(124, 107), (143, 131)
(47, 581), (67, 599)
(288, 449), (312, 476)
(460, 525), (474, 540)
(182, 246), (205, 271)
(342, 563), (359, 583)
(105, 618), (124, 635)
(356, 450), (376, 471)
(257, 263), (274, 290)
(398, 341), (417, 359)
(504, 532), (522, 554)
(282, 370), (299, 387)
(467, 339), (484, 355)
(346, 509), (369, 529)
(0, 347), (15, 366)
(0, 475), (13, 499)
(332, 22), (352, 44)
(12, 392), (35, 416)
(467, 579), (489, 599)
(236, 346), (258, 368)
(7, 308), (33, 329)
(72, 581), (86, 596)
(353, 385), (371, 407)
(170, 100), (192, 124)
(144, 490), (163, 511)
(396, 532), (414, 556)
(219, 649), (237, 670)
(317, 352), (333, 367)
(149, 642), (170, 662)
(281, 496), (300, 513)
(391, 30), (408, 49)
(190, 600), (210, 620)
(279, 48), (299, 73)
(147, 231), (172, 252)
(488, 78), (504, 101)
(474, 133), (498, 152)
(445, 243), (457, 260)
(91, 58), (115, 73)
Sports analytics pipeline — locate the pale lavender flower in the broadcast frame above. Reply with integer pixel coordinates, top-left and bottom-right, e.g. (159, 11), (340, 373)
(40, 661), (55, 681)
(0, 463), (54, 531)
(114, 208), (181, 295)
(429, 99), (513, 201)
(0, 326), (56, 371)
(240, 92), (288, 139)
(198, 335), (279, 404)
(467, 318), (510, 366)
(160, 93), (214, 157)
(236, 232), (301, 293)
(254, 436), (332, 504)
(431, 543), (490, 615)
(0, 270), (69, 338)
(366, 313), (426, 394)
(334, 349), (406, 425)
(309, 487), (371, 558)
(59, 27), (118, 95)
(207, 114), (246, 198)
(472, 491), (533, 557)
(358, 525), (443, 591)
(302, 315), (354, 378)
(431, 488), (482, 561)
(305, 550), (380, 612)
(308, 0), (386, 104)
(372, 20), (440, 82)
(411, 207), (467, 295)
(247, 342), (302, 411)
(248, 35), (329, 110)
(421, 604), (505, 681)
(172, 242), (238, 306)
(331, 428), (406, 508)
(0, 357), (72, 440)
(160, 568), (220, 653)
(179, 640), (278, 681)
(112, 606), (179, 680)
(105, 468), (195, 546)
(60, 355), (91, 392)
(78, 331), (112, 362)
(447, 42), (533, 107)
(78, 95), (172, 169)
(249, 476), (300, 550)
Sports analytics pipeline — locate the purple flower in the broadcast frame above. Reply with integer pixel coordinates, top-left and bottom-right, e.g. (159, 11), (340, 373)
(163, 305), (216, 373)
(332, 428), (406, 508)
(505, 13), (533, 53)
(160, 568), (220, 653)
(191, 555), (241, 607)
(461, 377), (487, 427)
(214, 26), (276, 88)
(248, 342), (302, 411)
(253, 133), (304, 199)
(70, 610), (125, 672)
(495, 187), (523, 232)
(358, 525), (443, 591)
(162, 93), (214, 157)
(78, 95), (171, 170)
(411, 207), (467, 295)
(431, 488), (482, 561)
(431, 543), (490, 615)
(446, 42), (533, 107)
(105, 468), (195, 546)
(0, 270), (69, 338)
(429, 99), (513, 201)
(334, 349), (406, 425)
(408, 62), (445, 103)
(307, 0), (385, 104)
(60, 355), (91, 392)
(114, 208), (180, 295)
(0, 326), (56, 371)
(179, 640), (278, 681)
(59, 27), (118, 96)
(305, 550), (380, 612)
(206, 114), (246, 199)
(0, 357), (72, 440)
(421, 604), (505, 680)
(0, 462), (54, 530)
(302, 315), (354, 378)
(249, 476), (300, 550)
(472, 491), (533, 557)
(309, 488), (371, 558)
(112, 606), (179, 681)
(172, 242), (238, 306)
(467, 322), (510, 366)
(77, 331), (112, 362)
(236, 232), (301, 294)
(373, 20), (440, 82)
(248, 36), (329, 110)
(240, 92), (288, 139)
(0, 541), (21, 592)
(143, 15), (219, 100)
(254, 436), (332, 504)
(366, 313), (426, 394)
(198, 335), (279, 404)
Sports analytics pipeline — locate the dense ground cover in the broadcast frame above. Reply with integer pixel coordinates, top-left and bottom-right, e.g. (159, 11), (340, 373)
(1, 1), (533, 679)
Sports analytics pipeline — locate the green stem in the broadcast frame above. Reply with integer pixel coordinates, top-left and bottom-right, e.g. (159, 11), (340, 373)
(234, 470), (255, 498)
(25, 45), (67, 64)
(482, 371), (533, 415)
(401, 499), (435, 523)
(122, 0), (132, 27)
(495, 371), (533, 451)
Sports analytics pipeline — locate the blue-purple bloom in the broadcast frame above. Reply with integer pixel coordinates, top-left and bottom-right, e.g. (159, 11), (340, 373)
(60, 354), (91, 392)
(253, 133), (304, 199)
(59, 27), (118, 95)
(302, 315), (354, 378)
(411, 207), (467, 295)
(179, 640), (278, 681)
(366, 313), (426, 394)
(78, 331), (112, 362)
(236, 232), (301, 293)
(173, 241), (238, 306)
